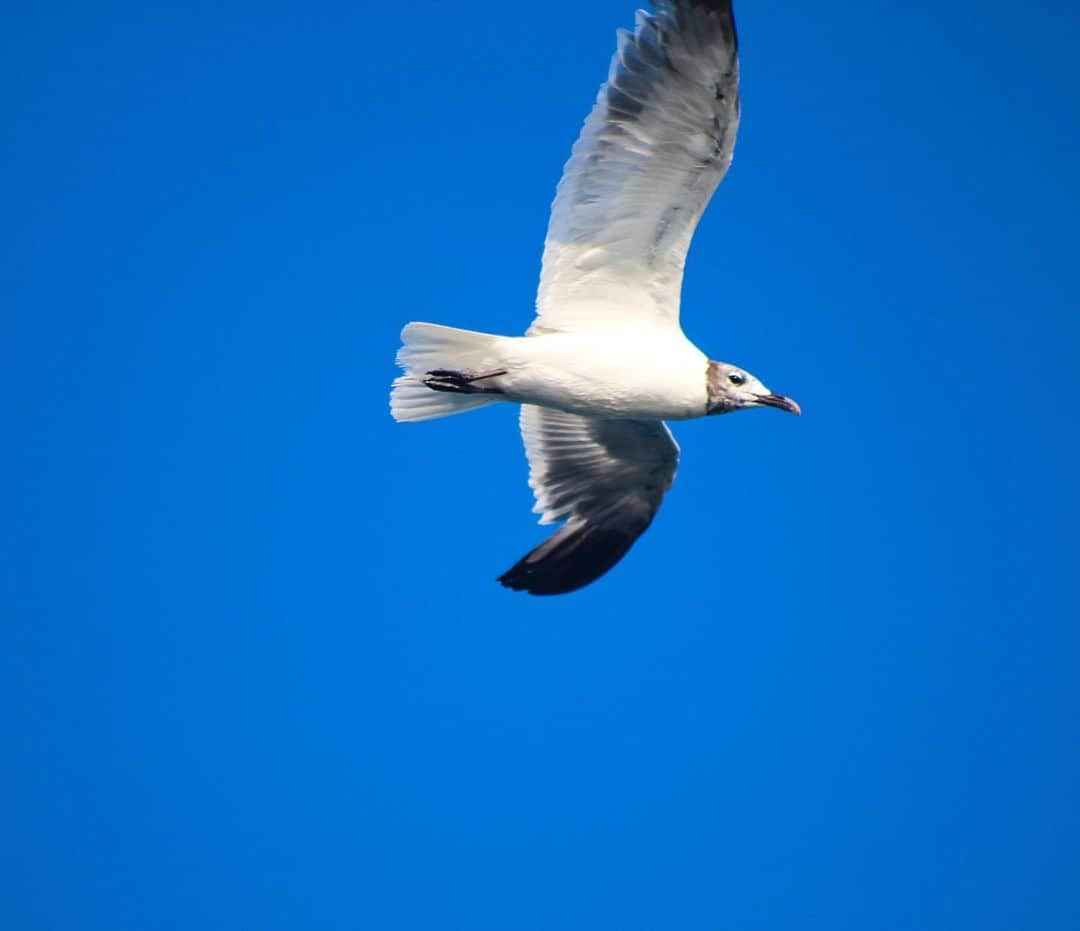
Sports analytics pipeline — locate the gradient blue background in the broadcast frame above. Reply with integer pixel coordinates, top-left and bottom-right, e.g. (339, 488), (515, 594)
(4, 1), (1079, 928)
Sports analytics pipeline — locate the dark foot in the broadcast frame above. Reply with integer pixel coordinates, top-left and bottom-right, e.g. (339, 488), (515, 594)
(423, 368), (507, 394)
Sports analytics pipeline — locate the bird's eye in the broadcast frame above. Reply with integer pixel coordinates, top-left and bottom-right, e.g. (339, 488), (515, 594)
(728, 372), (746, 386)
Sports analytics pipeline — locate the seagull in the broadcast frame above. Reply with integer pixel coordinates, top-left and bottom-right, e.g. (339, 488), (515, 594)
(390, 0), (799, 595)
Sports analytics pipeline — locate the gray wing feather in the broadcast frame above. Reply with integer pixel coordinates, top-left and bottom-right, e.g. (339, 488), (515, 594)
(533, 1), (740, 333)
(498, 406), (679, 595)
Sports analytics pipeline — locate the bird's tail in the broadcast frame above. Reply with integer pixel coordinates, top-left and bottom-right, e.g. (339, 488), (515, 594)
(390, 322), (506, 422)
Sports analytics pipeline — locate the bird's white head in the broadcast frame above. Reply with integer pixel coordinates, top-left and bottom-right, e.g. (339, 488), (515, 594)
(706, 361), (801, 416)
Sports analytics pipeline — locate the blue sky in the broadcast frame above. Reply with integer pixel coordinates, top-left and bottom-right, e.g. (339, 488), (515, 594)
(3, 1), (1079, 928)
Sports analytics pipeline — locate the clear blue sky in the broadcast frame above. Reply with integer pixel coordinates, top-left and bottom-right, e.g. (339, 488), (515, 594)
(3, 1), (1079, 928)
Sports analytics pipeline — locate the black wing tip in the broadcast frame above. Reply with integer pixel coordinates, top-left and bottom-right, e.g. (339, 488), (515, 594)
(664, 2), (739, 54)
(496, 519), (651, 597)
(496, 566), (599, 597)
(497, 569), (580, 597)
(496, 562), (595, 597)
(686, 0), (735, 14)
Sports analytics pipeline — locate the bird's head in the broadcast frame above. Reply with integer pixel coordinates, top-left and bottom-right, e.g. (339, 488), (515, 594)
(706, 361), (801, 416)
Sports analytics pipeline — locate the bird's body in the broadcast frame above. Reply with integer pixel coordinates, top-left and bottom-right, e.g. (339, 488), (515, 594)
(390, 0), (800, 595)
(482, 327), (709, 421)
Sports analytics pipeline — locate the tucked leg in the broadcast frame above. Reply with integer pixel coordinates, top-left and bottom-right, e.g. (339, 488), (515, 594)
(423, 368), (507, 395)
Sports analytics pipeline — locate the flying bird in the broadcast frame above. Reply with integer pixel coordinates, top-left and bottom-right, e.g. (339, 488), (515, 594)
(390, 0), (799, 595)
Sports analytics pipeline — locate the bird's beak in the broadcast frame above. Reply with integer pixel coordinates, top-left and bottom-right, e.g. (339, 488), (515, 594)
(755, 393), (801, 416)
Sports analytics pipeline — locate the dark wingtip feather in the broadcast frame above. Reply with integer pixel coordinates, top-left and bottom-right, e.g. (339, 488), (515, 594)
(497, 517), (652, 596)
(676, 1), (738, 50)
(686, 0), (735, 13)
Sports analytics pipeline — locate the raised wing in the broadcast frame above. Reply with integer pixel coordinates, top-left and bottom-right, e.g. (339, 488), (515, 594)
(532, 0), (740, 335)
(499, 406), (679, 595)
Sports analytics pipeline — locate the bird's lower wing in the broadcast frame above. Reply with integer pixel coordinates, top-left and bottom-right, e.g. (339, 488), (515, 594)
(499, 406), (679, 595)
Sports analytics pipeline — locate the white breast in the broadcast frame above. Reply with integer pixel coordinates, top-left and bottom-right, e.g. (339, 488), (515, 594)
(493, 327), (709, 420)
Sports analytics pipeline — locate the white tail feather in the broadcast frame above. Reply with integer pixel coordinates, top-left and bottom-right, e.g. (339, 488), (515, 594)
(390, 322), (505, 423)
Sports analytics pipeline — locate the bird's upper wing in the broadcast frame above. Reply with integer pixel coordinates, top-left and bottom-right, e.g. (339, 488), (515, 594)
(499, 405), (679, 595)
(532, 0), (740, 335)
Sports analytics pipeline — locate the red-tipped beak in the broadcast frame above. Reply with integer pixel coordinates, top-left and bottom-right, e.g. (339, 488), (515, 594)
(756, 393), (801, 416)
